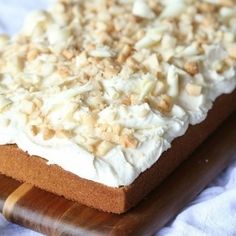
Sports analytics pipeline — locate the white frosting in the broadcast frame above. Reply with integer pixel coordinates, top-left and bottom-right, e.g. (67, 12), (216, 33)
(0, 1), (236, 187)
(0, 71), (235, 187)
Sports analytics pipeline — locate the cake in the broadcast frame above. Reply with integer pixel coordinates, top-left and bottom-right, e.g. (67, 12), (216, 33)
(0, 0), (236, 213)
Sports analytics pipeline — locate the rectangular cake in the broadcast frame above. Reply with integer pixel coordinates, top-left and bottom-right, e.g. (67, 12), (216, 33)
(0, 0), (236, 213)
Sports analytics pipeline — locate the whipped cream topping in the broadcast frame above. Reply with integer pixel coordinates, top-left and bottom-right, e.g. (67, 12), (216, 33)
(0, 0), (235, 187)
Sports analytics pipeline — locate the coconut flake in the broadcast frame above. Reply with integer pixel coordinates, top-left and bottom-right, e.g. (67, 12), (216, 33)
(132, 0), (155, 19)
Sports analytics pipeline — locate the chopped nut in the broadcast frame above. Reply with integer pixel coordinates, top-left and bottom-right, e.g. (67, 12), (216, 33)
(85, 144), (95, 153)
(95, 141), (114, 157)
(87, 95), (104, 109)
(157, 95), (173, 113)
(97, 32), (112, 44)
(75, 51), (88, 67)
(43, 128), (55, 140)
(184, 61), (199, 75)
(134, 30), (145, 41)
(185, 83), (202, 96)
(28, 86), (35, 93)
(56, 130), (73, 138)
(148, 0), (162, 14)
(225, 57), (234, 67)
(27, 49), (40, 61)
(103, 132), (120, 144)
(112, 124), (122, 135)
(30, 125), (40, 136)
(102, 66), (120, 78)
(126, 57), (140, 71)
(120, 134), (138, 149)
(47, 25), (71, 46)
(54, 2), (66, 13)
(32, 98), (43, 108)
(202, 16), (215, 28)
(62, 49), (75, 60)
(121, 96), (131, 106)
(57, 65), (70, 77)
(81, 113), (96, 127)
(148, 94), (173, 113)
(84, 43), (96, 52)
(129, 94), (138, 105)
(117, 44), (132, 64)
(0, 0), (235, 157)
(218, 0), (234, 7)
(196, 3), (215, 13)
(96, 123), (109, 133)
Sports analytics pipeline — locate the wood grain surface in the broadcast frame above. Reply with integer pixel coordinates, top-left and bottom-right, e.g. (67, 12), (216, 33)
(0, 112), (235, 236)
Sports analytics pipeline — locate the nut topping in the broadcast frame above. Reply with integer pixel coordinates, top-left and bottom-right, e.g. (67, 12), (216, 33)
(185, 83), (202, 96)
(0, 0), (235, 158)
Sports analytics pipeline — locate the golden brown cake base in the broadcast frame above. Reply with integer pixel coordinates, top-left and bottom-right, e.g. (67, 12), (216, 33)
(0, 91), (235, 214)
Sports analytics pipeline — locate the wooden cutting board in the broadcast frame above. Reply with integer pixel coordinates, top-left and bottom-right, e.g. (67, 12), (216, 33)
(0, 112), (235, 236)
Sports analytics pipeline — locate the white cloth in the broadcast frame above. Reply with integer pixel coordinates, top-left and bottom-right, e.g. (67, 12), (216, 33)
(157, 158), (236, 236)
(0, 1), (235, 235)
(0, 214), (42, 236)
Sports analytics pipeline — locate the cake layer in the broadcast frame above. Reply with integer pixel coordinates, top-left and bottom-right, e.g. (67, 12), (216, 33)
(0, 90), (235, 214)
